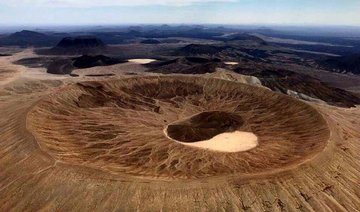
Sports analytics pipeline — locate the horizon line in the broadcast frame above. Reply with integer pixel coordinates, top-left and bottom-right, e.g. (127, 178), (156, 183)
(1, 23), (360, 28)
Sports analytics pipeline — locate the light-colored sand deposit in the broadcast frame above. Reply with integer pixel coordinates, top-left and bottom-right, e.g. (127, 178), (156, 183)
(224, 61), (239, 65)
(128, 58), (157, 64)
(165, 128), (258, 152)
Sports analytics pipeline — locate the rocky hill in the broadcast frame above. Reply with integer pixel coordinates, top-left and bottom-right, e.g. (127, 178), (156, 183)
(0, 30), (60, 47)
(37, 36), (107, 55)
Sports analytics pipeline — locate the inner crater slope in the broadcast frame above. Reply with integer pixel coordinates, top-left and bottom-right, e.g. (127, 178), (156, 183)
(166, 111), (245, 143)
(27, 76), (330, 179)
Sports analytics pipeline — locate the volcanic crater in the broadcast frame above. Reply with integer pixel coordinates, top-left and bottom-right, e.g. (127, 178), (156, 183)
(27, 76), (330, 179)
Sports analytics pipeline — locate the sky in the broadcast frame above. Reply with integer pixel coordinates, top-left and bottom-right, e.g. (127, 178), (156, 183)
(0, 0), (359, 26)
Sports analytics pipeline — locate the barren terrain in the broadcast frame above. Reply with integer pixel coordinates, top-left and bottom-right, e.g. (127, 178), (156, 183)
(0, 47), (359, 211)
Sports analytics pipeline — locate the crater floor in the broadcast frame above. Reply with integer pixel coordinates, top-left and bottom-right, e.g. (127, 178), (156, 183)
(164, 111), (258, 152)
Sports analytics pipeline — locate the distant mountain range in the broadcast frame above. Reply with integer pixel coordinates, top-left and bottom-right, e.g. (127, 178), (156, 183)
(0, 30), (61, 47)
(3, 27), (360, 77)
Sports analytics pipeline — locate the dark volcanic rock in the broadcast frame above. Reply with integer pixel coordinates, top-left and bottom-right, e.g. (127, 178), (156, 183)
(167, 111), (244, 143)
(161, 39), (182, 44)
(72, 55), (126, 69)
(176, 44), (268, 62)
(46, 55), (126, 75)
(178, 44), (230, 55)
(184, 57), (221, 63)
(37, 36), (107, 55)
(318, 54), (360, 75)
(220, 33), (267, 46)
(14, 57), (56, 68)
(140, 39), (161, 44)
(57, 37), (105, 49)
(233, 66), (360, 107)
(146, 57), (223, 74)
(10, 30), (46, 39)
(47, 59), (74, 75)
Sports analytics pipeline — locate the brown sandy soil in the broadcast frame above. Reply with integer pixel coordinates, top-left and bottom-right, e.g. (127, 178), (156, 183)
(0, 53), (359, 211)
(207, 68), (264, 88)
(0, 50), (69, 92)
(0, 53), (23, 86)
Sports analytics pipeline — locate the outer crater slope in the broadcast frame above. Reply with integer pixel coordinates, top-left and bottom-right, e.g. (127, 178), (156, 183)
(27, 76), (330, 179)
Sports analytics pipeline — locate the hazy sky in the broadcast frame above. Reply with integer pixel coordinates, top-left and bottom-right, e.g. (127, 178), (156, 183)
(0, 0), (359, 26)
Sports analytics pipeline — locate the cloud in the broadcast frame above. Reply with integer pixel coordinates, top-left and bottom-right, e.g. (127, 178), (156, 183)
(4, 0), (237, 7)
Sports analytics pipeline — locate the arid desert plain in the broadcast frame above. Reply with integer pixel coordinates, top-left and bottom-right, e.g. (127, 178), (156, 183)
(0, 44), (359, 211)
